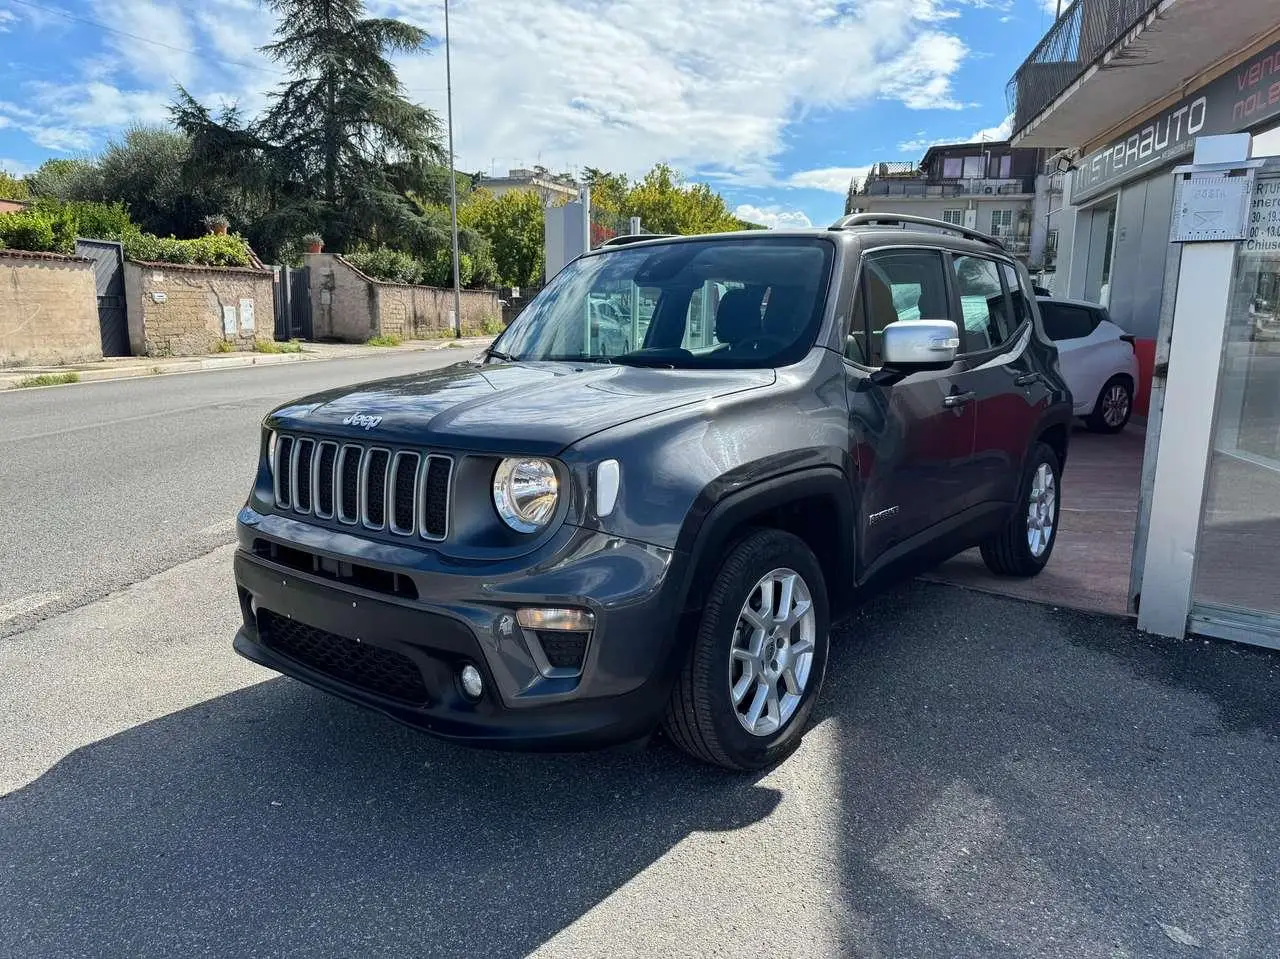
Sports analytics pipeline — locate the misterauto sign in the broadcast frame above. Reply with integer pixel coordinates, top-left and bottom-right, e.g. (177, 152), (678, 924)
(1073, 43), (1280, 204)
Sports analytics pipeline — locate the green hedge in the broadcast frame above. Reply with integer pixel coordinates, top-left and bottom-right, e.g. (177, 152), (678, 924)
(0, 200), (252, 267)
(346, 246), (489, 288)
(123, 232), (252, 267)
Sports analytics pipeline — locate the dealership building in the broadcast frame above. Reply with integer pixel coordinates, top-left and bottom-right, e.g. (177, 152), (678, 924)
(1008, 0), (1280, 645)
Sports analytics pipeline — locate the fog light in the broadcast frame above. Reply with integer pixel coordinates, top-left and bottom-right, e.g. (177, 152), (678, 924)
(516, 607), (595, 631)
(459, 664), (484, 700)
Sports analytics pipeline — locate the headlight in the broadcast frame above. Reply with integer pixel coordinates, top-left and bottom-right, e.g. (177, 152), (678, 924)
(493, 457), (560, 533)
(266, 429), (278, 475)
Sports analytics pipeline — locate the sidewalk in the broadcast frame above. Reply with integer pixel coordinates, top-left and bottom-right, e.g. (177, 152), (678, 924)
(0, 337), (495, 390)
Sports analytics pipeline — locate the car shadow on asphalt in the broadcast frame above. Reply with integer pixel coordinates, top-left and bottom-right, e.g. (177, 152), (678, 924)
(0, 674), (784, 959)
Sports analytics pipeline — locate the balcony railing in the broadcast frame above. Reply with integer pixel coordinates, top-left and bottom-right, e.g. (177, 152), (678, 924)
(857, 177), (1036, 198)
(1006, 0), (1160, 136)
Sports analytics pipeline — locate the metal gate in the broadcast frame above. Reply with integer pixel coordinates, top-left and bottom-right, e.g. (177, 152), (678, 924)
(75, 239), (129, 356)
(273, 266), (312, 340)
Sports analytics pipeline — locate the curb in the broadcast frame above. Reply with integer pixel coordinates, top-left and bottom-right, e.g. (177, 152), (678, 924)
(1, 338), (493, 391)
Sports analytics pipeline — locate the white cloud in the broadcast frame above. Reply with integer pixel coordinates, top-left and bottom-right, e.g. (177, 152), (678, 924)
(896, 112), (1014, 154)
(735, 204), (814, 230)
(388, 0), (972, 185)
(89, 0), (199, 88)
(0, 157), (32, 176)
(0, 9), (17, 31)
(785, 166), (871, 194)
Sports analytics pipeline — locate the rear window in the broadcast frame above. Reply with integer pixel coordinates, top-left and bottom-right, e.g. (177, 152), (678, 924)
(1039, 302), (1099, 341)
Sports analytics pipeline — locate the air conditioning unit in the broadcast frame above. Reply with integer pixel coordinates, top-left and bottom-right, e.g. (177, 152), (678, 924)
(984, 187), (994, 194)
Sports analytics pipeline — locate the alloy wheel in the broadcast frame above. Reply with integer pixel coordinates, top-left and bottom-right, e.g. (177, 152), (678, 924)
(1102, 383), (1130, 427)
(1026, 463), (1056, 558)
(728, 568), (817, 737)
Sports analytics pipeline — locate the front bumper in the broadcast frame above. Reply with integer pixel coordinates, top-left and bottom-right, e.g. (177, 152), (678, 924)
(232, 508), (685, 749)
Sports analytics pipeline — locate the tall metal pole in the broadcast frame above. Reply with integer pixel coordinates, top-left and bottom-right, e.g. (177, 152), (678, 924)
(444, 0), (462, 338)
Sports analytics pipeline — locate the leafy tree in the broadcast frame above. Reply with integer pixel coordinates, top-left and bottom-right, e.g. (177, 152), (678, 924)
(581, 167), (628, 215)
(621, 163), (745, 235)
(24, 158), (104, 202)
(458, 187), (545, 287)
(0, 170), (29, 201)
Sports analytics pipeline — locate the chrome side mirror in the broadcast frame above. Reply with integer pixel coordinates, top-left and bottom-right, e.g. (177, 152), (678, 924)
(882, 319), (960, 369)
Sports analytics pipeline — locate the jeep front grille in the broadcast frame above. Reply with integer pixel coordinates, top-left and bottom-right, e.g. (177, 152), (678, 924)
(272, 433), (452, 541)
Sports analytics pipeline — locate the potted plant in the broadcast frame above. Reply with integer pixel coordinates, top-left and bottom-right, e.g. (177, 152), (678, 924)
(203, 214), (230, 236)
(303, 232), (324, 254)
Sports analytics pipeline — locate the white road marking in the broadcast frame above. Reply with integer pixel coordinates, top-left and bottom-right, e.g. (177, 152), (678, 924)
(0, 591), (61, 626)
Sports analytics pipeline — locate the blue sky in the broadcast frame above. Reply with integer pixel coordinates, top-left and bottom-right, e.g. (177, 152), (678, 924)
(0, 0), (1062, 228)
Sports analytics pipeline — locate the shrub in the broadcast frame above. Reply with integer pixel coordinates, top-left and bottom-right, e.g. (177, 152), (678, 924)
(122, 231), (251, 267)
(214, 339), (234, 353)
(0, 210), (56, 252)
(365, 333), (403, 347)
(346, 247), (423, 285)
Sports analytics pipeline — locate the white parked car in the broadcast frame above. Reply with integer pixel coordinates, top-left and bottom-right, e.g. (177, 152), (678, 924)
(1037, 297), (1140, 433)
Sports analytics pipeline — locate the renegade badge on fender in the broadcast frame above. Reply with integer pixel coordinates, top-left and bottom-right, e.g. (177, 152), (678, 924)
(233, 214), (1072, 770)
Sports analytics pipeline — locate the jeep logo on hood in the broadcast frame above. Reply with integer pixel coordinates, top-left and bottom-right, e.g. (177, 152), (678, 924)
(342, 413), (383, 430)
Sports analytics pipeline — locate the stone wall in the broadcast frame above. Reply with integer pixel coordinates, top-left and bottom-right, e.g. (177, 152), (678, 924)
(307, 253), (501, 342)
(0, 250), (103, 367)
(123, 261), (275, 356)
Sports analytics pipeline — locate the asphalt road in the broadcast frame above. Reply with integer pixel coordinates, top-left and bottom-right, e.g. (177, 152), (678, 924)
(4, 355), (1280, 957)
(0, 349), (470, 637)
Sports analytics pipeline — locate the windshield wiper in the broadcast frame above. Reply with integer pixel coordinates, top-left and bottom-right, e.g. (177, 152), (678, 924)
(482, 346), (518, 362)
(540, 354), (614, 364)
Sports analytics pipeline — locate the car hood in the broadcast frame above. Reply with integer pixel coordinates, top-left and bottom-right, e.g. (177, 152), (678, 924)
(268, 361), (776, 454)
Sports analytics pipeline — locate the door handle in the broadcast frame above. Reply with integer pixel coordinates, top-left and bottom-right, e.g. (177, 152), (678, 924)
(943, 390), (975, 408)
(1014, 372), (1041, 386)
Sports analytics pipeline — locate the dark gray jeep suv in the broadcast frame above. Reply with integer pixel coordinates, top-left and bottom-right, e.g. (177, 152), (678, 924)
(233, 214), (1072, 770)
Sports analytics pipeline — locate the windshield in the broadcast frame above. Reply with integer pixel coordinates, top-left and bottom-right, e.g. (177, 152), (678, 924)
(492, 236), (834, 368)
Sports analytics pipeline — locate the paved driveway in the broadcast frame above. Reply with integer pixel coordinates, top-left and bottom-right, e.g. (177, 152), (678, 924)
(4, 556), (1278, 958)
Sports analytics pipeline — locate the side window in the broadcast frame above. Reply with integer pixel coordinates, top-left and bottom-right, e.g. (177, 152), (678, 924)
(999, 261), (1030, 331)
(950, 254), (1015, 353)
(855, 249), (951, 367)
(1039, 302), (1098, 341)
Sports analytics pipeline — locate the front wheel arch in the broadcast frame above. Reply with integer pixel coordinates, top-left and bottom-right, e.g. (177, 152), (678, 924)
(673, 467), (857, 622)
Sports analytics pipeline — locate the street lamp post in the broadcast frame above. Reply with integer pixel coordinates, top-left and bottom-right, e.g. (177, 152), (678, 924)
(444, 0), (462, 338)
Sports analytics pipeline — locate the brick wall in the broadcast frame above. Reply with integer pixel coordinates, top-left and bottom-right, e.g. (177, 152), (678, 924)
(123, 261), (275, 356)
(307, 253), (501, 342)
(0, 250), (103, 367)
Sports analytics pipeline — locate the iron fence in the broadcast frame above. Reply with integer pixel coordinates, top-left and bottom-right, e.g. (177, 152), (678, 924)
(1006, 0), (1160, 136)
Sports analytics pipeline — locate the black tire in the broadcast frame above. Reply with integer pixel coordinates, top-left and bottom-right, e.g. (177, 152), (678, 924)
(1085, 375), (1133, 433)
(979, 442), (1062, 578)
(663, 529), (830, 771)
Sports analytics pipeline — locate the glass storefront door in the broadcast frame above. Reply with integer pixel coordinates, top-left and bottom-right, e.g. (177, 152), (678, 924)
(1192, 169), (1280, 622)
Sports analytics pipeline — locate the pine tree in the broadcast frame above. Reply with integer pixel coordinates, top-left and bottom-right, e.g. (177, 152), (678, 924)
(173, 0), (446, 258)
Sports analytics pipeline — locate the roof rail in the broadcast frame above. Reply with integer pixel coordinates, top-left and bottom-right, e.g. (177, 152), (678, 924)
(597, 233), (676, 248)
(829, 213), (1006, 251)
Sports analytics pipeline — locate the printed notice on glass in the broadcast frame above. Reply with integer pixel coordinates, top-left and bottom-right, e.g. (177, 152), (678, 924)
(1171, 169), (1255, 243)
(1243, 176), (1280, 256)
